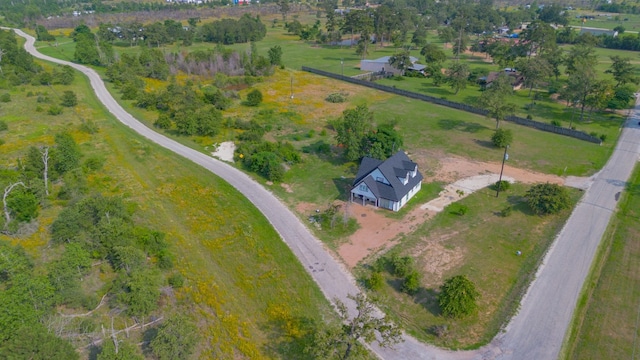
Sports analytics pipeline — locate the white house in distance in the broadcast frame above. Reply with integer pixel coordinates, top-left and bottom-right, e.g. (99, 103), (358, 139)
(360, 56), (426, 76)
(350, 151), (423, 211)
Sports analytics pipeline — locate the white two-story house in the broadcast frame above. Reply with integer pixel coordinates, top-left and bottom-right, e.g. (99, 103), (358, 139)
(350, 151), (423, 212)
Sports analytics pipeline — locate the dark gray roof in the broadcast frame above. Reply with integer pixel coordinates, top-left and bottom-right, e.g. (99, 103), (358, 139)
(353, 157), (383, 185)
(352, 151), (423, 202)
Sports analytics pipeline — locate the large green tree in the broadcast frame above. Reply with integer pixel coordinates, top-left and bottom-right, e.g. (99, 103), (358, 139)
(439, 275), (479, 318)
(445, 62), (470, 95)
(606, 56), (639, 86)
(560, 57), (598, 123)
(334, 105), (373, 161)
(0, 325), (78, 360)
(388, 50), (411, 75)
(53, 132), (81, 174)
(150, 315), (199, 360)
(526, 183), (570, 215)
(516, 56), (552, 98)
(420, 43), (447, 65)
(477, 73), (516, 128)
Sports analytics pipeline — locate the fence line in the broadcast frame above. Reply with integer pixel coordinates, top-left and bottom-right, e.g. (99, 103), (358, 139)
(302, 66), (602, 144)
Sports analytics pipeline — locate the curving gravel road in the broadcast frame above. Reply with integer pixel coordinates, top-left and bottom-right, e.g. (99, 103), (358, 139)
(13, 27), (640, 360)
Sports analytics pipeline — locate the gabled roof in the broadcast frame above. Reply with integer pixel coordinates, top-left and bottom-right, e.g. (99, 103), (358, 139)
(352, 151), (423, 202)
(353, 157), (383, 185)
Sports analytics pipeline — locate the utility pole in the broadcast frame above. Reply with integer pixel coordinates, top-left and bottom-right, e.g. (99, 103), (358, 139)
(290, 75), (294, 99)
(496, 145), (509, 197)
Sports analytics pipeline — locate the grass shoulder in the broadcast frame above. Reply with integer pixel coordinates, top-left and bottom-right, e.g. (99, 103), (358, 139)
(357, 183), (583, 348)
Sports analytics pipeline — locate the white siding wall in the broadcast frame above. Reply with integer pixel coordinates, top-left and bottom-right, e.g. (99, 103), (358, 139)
(351, 181), (377, 201)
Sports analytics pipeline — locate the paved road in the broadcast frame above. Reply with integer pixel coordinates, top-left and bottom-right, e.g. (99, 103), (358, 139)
(477, 110), (640, 360)
(14, 28), (640, 359)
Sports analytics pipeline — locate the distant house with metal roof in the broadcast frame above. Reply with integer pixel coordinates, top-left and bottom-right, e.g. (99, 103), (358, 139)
(360, 56), (426, 76)
(350, 151), (423, 211)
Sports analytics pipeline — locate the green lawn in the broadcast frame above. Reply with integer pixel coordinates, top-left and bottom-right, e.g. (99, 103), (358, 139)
(561, 164), (640, 359)
(568, 10), (640, 32)
(357, 183), (583, 348)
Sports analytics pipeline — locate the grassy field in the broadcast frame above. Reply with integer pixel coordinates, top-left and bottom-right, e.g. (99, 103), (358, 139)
(0, 58), (336, 358)
(561, 164), (640, 359)
(568, 10), (640, 31)
(356, 183), (583, 348)
(29, 14), (632, 352)
(35, 38), (617, 180)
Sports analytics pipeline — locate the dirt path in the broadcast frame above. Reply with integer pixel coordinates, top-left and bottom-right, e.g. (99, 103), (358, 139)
(338, 155), (585, 268)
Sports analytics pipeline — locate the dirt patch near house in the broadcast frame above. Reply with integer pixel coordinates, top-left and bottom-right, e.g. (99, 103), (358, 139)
(414, 240), (466, 287)
(339, 204), (437, 267)
(337, 155), (582, 268)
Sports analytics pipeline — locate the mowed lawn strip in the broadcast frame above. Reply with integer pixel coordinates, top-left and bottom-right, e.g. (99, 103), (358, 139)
(562, 164), (640, 360)
(361, 183), (582, 349)
(0, 59), (335, 358)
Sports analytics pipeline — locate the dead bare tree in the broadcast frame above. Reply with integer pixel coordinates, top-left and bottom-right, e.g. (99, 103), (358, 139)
(3, 182), (25, 230)
(41, 146), (50, 196)
(110, 317), (119, 354)
(88, 317), (163, 349)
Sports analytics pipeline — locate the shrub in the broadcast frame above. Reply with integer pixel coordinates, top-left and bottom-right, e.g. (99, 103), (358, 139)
(83, 156), (105, 172)
(550, 119), (562, 127)
(491, 128), (513, 148)
(402, 271), (421, 295)
(48, 105), (63, 115)
(389, 254), (414, 278)
(0, 93), (10, 102)
(439, 275), (479, 318)
(493, 180), (511, 192)
(325, 92), (348, 103)
(79, 120), (99, 134)
(366, 272), (384, 291)
(154, 114), (172, 130)
(168, 273), (185, 288)
(0, 120), (7, 131)
(599, 134), (607, 142)
(245, 89), (263, 106)
(60, 90), (78, 107)
(499, 206), (513, 217)
(450, 204), (468, 216)
(317, 142), (331, 154)
(526, 183), (570, 215)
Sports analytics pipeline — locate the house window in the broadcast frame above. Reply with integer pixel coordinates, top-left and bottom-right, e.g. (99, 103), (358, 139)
(359, 184), (367, 192)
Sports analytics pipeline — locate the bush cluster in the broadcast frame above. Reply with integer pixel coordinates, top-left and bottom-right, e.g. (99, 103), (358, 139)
(369, 253), (421, 295)
(325, 92), (348, 103)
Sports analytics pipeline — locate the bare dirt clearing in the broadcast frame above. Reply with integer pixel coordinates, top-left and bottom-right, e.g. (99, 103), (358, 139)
(337, 155), (590, 268)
